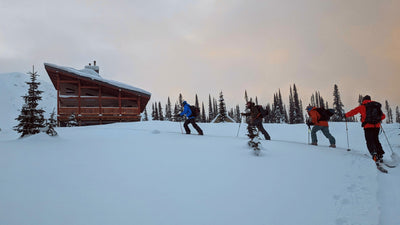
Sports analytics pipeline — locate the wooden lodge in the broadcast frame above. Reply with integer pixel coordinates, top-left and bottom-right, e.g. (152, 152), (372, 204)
(44, 61), (151, 126)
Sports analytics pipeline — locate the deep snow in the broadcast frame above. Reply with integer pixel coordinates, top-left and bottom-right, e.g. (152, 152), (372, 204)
(1, 72), (400, 225)
(0, 121), (399, 225)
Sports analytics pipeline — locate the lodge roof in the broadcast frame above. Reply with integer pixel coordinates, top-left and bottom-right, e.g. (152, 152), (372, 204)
(44, 63), (151, 97)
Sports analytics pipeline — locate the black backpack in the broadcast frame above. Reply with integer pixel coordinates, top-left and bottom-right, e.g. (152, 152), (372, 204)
(315, 108), (334, 121)
(189, 105), (200, 118)
(363, 101), (382, 126)
(256, 105), (267, 118)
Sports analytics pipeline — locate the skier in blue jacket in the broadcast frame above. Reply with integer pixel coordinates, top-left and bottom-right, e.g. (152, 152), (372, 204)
(179, 101), (203, 135)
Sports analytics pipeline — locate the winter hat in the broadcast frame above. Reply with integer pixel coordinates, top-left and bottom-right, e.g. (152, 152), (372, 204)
(182, 101), (187, 105)
(362, 95), (371, 101)
(306, 106), (313, 112)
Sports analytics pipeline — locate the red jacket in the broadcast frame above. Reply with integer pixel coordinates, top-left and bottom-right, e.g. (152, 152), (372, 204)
(308, 107), (329, 127)
(345, 100), (386, 128)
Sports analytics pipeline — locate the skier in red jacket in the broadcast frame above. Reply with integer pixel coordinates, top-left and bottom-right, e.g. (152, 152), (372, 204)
(345, 95), (386, 162)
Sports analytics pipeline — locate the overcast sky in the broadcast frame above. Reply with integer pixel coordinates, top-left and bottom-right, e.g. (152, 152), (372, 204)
(1, 0), (399, 111)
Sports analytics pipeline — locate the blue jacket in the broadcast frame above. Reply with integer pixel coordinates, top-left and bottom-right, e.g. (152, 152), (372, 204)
(180, 103), (194, 119)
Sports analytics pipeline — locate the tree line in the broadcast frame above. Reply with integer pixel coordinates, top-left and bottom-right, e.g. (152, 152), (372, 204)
(146, 83), (400, 124)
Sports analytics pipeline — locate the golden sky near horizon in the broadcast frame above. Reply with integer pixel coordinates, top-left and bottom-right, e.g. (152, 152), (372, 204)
(1, 0), (399, 110)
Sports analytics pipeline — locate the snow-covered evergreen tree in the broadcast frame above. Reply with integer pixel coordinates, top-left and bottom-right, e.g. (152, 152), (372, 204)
(14, 67), (45, 137)
(331, 84), (345, 121)
(45, 108), (58, 136)
(396, 106), (400, 123)
(67, 113), (78, 127)
(218, 91), (227, 122)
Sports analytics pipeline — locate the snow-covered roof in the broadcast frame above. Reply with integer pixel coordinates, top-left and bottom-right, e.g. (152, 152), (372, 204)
(44, 63), (151, 97)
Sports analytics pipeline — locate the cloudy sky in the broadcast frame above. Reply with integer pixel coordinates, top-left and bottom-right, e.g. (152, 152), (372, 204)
(1, 0), (399, 111)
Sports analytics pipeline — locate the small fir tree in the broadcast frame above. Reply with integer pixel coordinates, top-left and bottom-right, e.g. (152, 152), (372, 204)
(14, 66), (45, 137)
(395, 106), (400, 123)
(45, 108), (58, 136)
(67, 113), (78, 127)
(218, 91), (228, 122)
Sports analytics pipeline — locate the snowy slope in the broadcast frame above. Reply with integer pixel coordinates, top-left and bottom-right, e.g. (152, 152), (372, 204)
(0, 72), (56, 130)
(0, 121), (399, 225)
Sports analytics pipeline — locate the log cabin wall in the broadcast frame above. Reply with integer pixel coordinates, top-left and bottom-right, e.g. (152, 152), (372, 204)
(45, 63), (150, 126)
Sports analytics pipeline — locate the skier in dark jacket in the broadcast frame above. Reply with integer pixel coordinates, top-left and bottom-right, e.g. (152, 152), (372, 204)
(345, 95), (386, 162)
(179, 101), (203, 135)
(241, 102), (270, 140)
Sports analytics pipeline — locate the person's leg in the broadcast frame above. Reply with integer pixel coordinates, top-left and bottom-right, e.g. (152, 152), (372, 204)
(311, 126), (322, 144)
(256, 122), (270, 140)
(321, 126), (336, 145)
(190, 119), (203, 135)
(371, 128), (385, 158)
(183, 119), (191, 134)
(364, 128), (377, 157)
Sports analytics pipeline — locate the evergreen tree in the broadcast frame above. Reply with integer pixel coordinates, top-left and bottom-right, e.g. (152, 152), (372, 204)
(208, 95), (213, 122)
(244, 90), (249, 103)
(218, 91), (227, 122)
(395, 106), (400, 123)
(293, 84), (304, 123)
(310, 93), (316, 107)
(158, 102), (164, 121)
(331, 84), (345, 121)
(235, 105), (241, 123)
(288, 86), (295, 124)
(165, 97), (172, 121)
(278, 90), (287, 123)
(195, 94), (199, 108)
(45, 108), (58, 136)
(154, 103), (159, 120)
(173, 102), (182, 122)
(228, 108), (234, 120)
(151, 103), (156, 120)
(213, 97), (218, 119)
(201, 102), (207, 122)
(142, 107), (149, 121)
(14, 66), (45, 137)
(264, 104), (272, 123)
(385, 100), (393, 124)
(67, 113), (78, 127)
(358, 94), (363, 105)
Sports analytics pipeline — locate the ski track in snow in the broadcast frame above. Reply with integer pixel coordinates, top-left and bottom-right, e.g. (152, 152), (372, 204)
(1, 122), (399, 225)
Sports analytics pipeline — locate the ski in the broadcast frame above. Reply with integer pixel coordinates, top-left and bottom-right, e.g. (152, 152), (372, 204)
(376, 162), (388, 173)
(383, 161), (396, 168)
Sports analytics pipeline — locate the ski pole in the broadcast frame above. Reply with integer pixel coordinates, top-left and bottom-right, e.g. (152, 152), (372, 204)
(345, 119), (350, 151)
(236, 115), (242, 137)
(179, 119), (183, 134)
(381, 126), (395, 155)
(307, 124), (311, 145)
